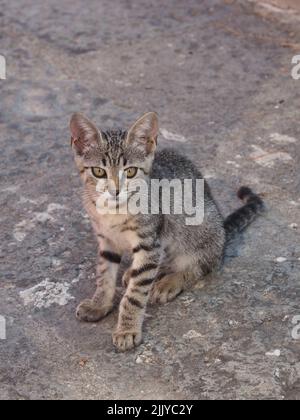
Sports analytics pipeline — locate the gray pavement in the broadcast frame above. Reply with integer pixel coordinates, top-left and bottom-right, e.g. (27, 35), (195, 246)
(0, 0), (299, 400)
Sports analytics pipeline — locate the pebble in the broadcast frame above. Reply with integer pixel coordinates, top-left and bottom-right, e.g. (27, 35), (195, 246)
(274, 368), (280, 379)
(275, 257), (287, 263)
(289, 223), (298, 229)
(135, 356), (143, 364)
(183, 330), (203, 339)
(135, 350), (154, 364)
(266, 349), (281, 357)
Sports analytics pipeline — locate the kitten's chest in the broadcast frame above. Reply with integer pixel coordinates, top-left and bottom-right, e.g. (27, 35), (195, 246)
(93, 214), (134, 252)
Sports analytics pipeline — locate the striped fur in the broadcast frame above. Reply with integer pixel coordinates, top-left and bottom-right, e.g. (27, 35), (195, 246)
(70, 112), (264, 351)
(224, 187), (265, 237)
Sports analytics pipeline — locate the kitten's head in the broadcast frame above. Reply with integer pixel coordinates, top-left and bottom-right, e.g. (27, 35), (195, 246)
(70, 112), (158, 208)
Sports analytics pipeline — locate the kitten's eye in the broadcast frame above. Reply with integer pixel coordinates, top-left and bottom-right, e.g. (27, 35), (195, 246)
(92, 167), (107, 178)
(125, 167), (138, 179)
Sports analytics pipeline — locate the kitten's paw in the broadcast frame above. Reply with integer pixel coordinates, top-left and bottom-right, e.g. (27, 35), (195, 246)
(112, 329), (142, 352)
(150, 276), (184, 304)
(76, 299), (112, 322)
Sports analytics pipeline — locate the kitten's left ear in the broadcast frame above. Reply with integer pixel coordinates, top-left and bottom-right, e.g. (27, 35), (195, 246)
(126, 112), (159, 154)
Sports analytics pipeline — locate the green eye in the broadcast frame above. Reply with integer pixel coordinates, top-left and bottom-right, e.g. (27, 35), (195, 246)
(125, 167), (138, 179)
(92, 167), (107, 178)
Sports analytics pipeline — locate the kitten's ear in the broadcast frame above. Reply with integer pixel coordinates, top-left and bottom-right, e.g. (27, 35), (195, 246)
(126, 112), (159, 154)
(70, 113), (102, 155)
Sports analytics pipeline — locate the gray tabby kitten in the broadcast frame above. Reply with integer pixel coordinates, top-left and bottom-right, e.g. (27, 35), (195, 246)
(70, 112), (264, 352)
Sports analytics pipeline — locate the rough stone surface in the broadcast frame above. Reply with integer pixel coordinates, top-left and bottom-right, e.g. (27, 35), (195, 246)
(0, 0), (300, 400)
(256, 0), (300, 11)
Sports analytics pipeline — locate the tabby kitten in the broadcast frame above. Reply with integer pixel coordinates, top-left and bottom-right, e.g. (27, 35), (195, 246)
(70, 112), (264, 352)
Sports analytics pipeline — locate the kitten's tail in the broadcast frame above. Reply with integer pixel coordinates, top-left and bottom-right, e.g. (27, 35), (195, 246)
(224, 186), (265, 237)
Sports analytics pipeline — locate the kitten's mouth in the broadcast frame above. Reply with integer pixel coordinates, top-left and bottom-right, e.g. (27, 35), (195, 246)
(95, 190), (134, 213)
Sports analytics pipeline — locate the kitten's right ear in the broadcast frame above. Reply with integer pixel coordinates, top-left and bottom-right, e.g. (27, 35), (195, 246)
(70, 113), (102, 155)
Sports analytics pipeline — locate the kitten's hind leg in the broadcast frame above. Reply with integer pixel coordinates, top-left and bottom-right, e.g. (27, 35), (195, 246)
(76, 240), (121, 322)
(150, 272), (190, 304)
(150, 272), (196, 304)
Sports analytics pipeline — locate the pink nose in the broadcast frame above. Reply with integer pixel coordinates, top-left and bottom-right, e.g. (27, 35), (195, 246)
(109, 188), (120, 197)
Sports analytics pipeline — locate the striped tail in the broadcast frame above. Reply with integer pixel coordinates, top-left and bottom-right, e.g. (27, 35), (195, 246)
(224, 186), (265, 237)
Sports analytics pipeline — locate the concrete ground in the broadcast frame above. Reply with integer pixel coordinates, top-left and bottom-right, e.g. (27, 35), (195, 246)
(0, 0), (299, 400)
(258, 0), (300, 12)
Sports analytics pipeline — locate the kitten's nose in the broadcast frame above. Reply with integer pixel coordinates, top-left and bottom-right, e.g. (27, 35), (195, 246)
(109, 188), (120, 197)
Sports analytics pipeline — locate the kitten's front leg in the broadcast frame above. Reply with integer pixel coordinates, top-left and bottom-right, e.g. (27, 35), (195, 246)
(113, 240), (161, 351)
(76, 238), (121, 322)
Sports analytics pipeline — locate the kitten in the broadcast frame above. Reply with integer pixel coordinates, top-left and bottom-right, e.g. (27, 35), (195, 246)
(70, 112), (264, 352)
